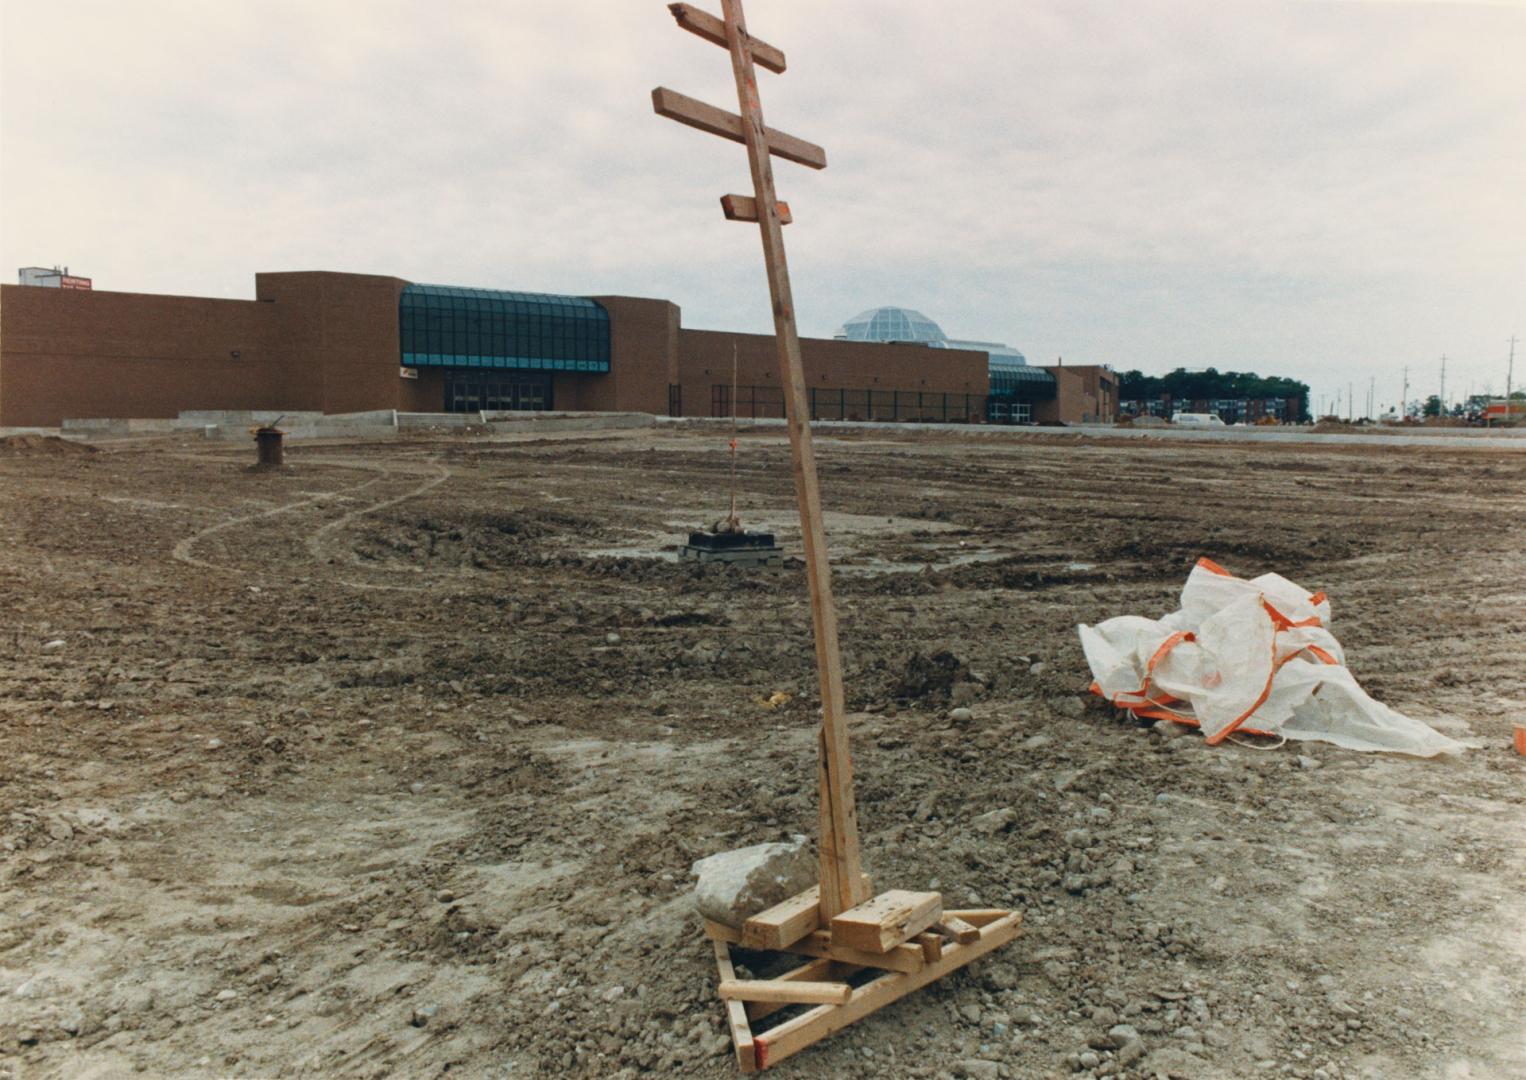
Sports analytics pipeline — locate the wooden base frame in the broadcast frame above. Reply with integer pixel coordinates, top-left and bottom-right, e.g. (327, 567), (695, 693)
(705, 903), (1022, 1071)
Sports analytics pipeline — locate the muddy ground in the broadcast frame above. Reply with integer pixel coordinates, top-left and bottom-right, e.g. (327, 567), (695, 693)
(1, 425), (1522, 1080)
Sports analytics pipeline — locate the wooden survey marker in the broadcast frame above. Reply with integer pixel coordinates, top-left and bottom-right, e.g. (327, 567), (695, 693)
(653, 2), (1020, 1070)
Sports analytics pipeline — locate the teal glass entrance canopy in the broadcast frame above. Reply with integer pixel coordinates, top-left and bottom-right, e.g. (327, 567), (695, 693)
(399, 284), (610, 372)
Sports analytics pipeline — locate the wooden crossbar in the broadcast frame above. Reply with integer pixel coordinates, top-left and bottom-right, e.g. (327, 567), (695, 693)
(719, 979), (851, 1005)
(668, 2), (786, 73)
(721, 193), (792, 225)
(651, 87), (826, 170)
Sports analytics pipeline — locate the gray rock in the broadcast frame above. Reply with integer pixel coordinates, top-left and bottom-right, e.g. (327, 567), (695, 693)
(410, 1003), (439, 1027)
(1297, 755), (1322, 770)
(704, 1033), (732, 1057)
(1078, 1049), (1100, 1069)
(1054, 696), (1086, 719)
(691, 835), (816, 929)
(960, 1003), (982, 1025)
(971, 807), (1017, 835)
(1117, 1037), (1147, 1065)
(1146, 1047), (1211, 1077)
(958, 1061), (1001, 1080)
(1107, 1023), (1141, 1047)
(950, 707), (975, 724)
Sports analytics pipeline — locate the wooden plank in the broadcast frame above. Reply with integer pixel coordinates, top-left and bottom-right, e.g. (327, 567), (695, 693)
(745, 958), (861, 1023)
(753, 910), (1023, 1070)
(721, 193), (792, 225)
(650, 86), (826, 170)
(740, 873), (870, 950)
(668, 2), (786, 73)
(785, 930), (925, 974)
(943, 909), (1010, 928)
(719, 979), (852, 1005)
(915, 932), (943, 962)
(712, 939), (758, 1072)
(704, 918), (743, 944)
(932, 915), (980, 945)
(829, 890), (942, 954)
(741, 883), (821, 949)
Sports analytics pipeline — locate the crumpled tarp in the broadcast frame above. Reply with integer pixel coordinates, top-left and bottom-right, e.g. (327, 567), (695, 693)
(1077, 558), (1462, 756)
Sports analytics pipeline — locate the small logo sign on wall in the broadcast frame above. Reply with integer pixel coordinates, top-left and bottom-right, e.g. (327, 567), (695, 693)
(399, 367), (418, 380)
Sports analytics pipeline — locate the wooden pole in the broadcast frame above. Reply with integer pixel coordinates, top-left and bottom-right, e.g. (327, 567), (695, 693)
(718, 0), (865, 918)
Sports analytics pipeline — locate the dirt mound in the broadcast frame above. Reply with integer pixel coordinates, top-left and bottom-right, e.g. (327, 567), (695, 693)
(0, 434), (96, 455)
(890, 649), (969, 703)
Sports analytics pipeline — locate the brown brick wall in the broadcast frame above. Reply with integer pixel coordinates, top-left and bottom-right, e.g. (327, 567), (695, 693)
(1036, 364), (1117, 423)
(583, 296), (679, 414)
(676, 329), (988, 417)
(255, 271), (410, 414)
(0, 272), (414, 427)
(0, 284), (296, 427)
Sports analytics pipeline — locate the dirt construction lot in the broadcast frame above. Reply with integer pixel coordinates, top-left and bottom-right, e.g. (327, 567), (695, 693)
(1, 425), (1522, 1080)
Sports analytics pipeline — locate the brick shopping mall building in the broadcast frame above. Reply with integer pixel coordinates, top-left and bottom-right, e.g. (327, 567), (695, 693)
(0, 271), (1116, 429)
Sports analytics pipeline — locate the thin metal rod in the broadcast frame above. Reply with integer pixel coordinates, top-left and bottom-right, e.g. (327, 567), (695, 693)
(729, 343), (739, 530)
(719, 0), (865, 918)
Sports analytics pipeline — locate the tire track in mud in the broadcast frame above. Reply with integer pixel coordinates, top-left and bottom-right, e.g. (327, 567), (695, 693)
(170, 456), (448, 581)
(306, 459), (456, 591)
(170, 468), (391, 572)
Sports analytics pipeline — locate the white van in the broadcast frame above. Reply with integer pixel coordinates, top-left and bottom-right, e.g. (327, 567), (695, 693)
(1171, 412), (1226, 427)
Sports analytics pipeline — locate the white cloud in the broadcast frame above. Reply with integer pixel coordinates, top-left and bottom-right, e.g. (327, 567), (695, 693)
(2, 0), (1522, 412)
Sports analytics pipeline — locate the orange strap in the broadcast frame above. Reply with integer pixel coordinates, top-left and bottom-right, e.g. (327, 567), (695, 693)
(1102, 631), (1194, 709)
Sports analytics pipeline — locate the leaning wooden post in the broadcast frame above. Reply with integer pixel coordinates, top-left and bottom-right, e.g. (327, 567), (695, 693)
(654, 0), (866, 920)
(716, 0), (865, 920)
(655, 7), (1021, 1069)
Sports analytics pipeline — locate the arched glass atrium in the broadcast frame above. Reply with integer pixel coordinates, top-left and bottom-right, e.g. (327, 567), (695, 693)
(399, 285), (610, 372)
(835, 306), (949, 344)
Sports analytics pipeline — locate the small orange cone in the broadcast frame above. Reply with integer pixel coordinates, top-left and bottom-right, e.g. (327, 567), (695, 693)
(1515, 724), (1526, 756)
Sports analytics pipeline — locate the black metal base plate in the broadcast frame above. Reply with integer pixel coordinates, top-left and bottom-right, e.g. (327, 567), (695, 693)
(686, 530), (777, 551)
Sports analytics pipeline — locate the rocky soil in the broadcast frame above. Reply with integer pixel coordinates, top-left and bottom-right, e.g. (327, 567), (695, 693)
(0, 425), (1522, 1079)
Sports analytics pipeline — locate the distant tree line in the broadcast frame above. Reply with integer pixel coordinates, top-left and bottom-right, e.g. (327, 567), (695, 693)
(1118, 367), (1310, 419)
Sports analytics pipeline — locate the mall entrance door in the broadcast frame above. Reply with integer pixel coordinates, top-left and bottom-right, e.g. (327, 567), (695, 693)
(444, 371), (552, 413)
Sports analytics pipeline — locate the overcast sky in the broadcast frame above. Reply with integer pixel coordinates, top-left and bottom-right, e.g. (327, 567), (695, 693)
(3, 1), (1523, 415)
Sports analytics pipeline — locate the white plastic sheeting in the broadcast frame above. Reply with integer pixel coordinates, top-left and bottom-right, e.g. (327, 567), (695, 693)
(1078, 559), (1463, 757)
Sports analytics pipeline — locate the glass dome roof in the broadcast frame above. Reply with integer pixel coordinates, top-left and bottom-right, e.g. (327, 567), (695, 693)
(836, 306), (948, 344)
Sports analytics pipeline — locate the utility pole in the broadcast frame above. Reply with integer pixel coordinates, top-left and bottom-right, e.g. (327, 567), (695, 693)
(1347, 381), (1353, 422)
(1401, 365), (1409, 420)
(1367, 376), (1374, 422)
(1440, 354), (1446, 420)
(1509, 335), (1518, 419)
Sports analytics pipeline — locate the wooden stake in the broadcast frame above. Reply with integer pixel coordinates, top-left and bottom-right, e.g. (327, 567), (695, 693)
(717, 0), (866, 919)
(719, 979), (852, 1005)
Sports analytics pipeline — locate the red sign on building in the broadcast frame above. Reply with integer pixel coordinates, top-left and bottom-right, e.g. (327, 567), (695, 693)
(59, 275), (92, 290)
